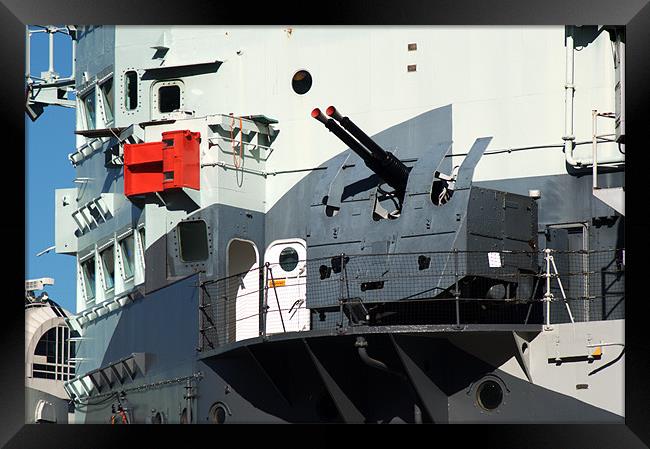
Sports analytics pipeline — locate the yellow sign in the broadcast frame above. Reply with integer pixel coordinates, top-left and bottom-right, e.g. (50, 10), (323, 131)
(268, 278), (286, 288)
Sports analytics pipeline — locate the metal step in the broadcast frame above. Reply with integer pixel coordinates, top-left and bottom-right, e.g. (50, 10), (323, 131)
(593, 187), (624, 216)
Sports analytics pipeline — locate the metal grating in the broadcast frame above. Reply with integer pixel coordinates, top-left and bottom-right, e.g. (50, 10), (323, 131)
(198, 249), (624, 351)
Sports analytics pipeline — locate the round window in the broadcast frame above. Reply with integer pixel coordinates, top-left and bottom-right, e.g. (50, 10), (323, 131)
(209, 403), (228, 424)
(476, 379), (504, 411)
(279, 247), (299, 272)
(292, 70), (312, 95)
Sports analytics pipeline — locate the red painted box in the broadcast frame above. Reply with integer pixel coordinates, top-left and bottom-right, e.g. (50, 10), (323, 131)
(123, 130), (200, 198)
(161, 130), (201, 191)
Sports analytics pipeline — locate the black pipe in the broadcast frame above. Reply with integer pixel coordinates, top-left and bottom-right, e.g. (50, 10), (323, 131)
(311, 108), (374, 165)
(326, 106), (410, 193)
(355, 336), (404, 379)
(312, 107), (410, 194)
(326, 106), (389, 159)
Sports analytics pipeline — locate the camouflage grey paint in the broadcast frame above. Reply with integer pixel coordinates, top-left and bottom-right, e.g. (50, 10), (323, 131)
(73, 105), (623, 423)
(199, 330), (623, 423)
(75, 26), (115, 91)
(73, 275), (199, 423)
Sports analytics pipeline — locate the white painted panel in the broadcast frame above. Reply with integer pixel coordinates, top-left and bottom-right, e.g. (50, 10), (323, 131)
(264, 239), (309, 334)
(228, 239), (260, 342)
(55, 188), (79, 254)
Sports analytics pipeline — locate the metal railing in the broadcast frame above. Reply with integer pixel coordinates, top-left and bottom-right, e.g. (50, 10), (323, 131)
(198, 248), (624, 351)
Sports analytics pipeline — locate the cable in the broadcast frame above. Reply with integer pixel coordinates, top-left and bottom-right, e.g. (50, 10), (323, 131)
(230, 114), (244, 170)
(239, 116), (243, 165)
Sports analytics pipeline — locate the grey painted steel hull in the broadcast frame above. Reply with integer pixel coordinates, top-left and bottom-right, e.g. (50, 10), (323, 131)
(199, 328), (623, 423)
(76, 285), (623, 424)
(70, 103), (624, 424)
(72, 265), (624, 423)
(73, 167), (624, 423)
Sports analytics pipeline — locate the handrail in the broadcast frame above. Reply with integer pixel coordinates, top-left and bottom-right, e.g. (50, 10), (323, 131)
(198, 248), (624, 351)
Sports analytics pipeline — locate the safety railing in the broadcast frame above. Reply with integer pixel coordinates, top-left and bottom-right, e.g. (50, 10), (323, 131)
(198, 248), (624, 352)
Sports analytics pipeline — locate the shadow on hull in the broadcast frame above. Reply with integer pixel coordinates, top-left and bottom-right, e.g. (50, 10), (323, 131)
(201, 329), (622, 423)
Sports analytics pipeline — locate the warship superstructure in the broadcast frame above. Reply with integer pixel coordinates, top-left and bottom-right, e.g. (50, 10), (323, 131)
(27, 25), (625, 423)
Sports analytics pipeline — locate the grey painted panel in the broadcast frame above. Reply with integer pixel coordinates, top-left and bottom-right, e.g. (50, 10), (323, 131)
(198, 330), (621, 423)
(75, 275), (200, 423)
(474, 171), (624, 228)
(455, 137), (492, 190)
(145, 231), (168, 294)
(75, 26), (115, 89)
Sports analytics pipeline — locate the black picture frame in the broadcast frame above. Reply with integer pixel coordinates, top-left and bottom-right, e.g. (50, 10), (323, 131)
(7, 1), (649, 447)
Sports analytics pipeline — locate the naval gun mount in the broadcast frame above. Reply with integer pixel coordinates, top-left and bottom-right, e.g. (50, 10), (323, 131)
(307, 106), (540, 327)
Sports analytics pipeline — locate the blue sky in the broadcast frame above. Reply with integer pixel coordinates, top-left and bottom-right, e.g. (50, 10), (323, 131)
(25, 29), (77, 313)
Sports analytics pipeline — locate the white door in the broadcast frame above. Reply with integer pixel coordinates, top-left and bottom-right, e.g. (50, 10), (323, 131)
(228, 239), (259, 342)
(264, 239), (309, 334)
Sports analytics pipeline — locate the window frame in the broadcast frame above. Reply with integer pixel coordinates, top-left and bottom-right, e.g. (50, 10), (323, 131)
(124, 70), (139, 111)
(278, 247), (300, 273)
(31, 325), (76, 382)
(177, 220), (209, 263)
(137, 226), (146, 270)
(158, 85), (182, 113)
(99, 76), (115, 125)
(80, 255), (96, 302)
(151, 79), (184, 117)
(81, 87), (97, 131)
(118, 232), (136, 281)
(99, 244), (116, 292)
(291, 69), (313, 95)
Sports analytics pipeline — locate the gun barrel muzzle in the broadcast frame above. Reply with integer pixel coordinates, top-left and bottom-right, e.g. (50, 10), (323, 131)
(325, 106), (344, 122)
(311, 108), (329, 125)
(313, 105), (411, 194)
(326, 105), (390, 160)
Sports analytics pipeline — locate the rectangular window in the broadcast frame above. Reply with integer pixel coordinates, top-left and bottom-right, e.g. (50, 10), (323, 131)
(35, 338), (47, 356)
(138, 227), (146, 268)
(119, 234), (135, 279)
(82, 88), (96, 130)
(100, 78), (114, 123)
(47, 341), (56, 363)
(100, 245), (115, 291)
(56, 327), (62, 363)
(63, 331), (68, 362)
(158, 85), (181, 113)
(125, 71), (138, 110)
(33, 363), (56, 372)
(81, 257), (96, 301)
(178, 220), (209, 262)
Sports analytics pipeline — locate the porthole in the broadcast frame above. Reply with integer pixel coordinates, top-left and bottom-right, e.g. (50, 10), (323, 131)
(291, 70), (312, 95)
(209, 403), (228, 424)
(279, 247), (299, 272)
(476, 380), (504, 411)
